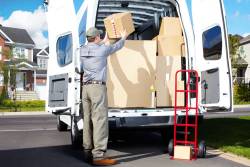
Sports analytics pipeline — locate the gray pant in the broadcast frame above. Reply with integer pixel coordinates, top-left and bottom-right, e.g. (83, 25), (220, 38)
(82, 84), (108, 159)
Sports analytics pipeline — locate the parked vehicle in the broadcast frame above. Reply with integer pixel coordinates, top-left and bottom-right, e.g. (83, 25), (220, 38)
(45, 0), (233, 150)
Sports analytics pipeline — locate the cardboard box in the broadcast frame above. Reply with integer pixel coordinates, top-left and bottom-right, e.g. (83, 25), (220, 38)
(156, 80), (184, 107)
(159, 17), (182, 36)
(174, 145), (192, 160)
(168, 80), (185, 107)
(156, 56), (182, 82)
(104, 12), (135, 38)
(156, 56), (184, 107)
(107, 40), (157, 108)
(158, 35), (185, 57)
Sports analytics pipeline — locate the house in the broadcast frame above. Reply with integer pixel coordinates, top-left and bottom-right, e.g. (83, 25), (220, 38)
(0, 25), (39, 100)
(33, 47), (49, 100)
(236, 35), (250, 84)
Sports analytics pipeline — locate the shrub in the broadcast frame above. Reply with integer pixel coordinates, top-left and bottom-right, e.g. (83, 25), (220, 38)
(0, 100), (45, 108)
(234, 83), (250, 104)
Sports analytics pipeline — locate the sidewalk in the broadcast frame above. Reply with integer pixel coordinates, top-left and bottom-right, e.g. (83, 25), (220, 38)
(207, 148), (250, 167)
(0, 111), (49, 116)
(234, 104), (250, 108)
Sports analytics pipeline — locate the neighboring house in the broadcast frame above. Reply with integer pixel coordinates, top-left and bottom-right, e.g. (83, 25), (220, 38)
(236, 35), (250, 84)
(33, 47), (49, 100)
(0, 25), (39, 100)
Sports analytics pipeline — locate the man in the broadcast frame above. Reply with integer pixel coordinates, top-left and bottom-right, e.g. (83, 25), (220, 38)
(80, 27), (127, 166)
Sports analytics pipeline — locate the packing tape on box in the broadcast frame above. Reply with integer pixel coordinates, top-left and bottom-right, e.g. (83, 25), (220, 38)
(111, 17), (118, 38)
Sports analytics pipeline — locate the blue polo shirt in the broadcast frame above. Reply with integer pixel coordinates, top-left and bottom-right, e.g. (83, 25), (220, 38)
(80, 38), (125, 83)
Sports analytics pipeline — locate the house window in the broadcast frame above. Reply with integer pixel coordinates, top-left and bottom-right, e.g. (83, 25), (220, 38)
(38, 58), (48, 69)
(202, 26), (222, 60)
(56, 33), (73, 66)
(13, 47), (26, 59)
(20, 48), (25, 57)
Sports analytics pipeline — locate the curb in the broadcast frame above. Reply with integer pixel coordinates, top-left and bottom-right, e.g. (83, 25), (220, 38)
(0, 111), (50, 116)
(207, 148), (250, 166)
(234, 105), (250, 108)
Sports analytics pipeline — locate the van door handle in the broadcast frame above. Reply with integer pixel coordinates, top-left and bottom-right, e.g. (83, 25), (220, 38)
(207, 68), (218, 74)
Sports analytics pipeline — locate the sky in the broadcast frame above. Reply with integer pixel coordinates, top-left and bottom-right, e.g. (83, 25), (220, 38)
(0, 0), (250, 48)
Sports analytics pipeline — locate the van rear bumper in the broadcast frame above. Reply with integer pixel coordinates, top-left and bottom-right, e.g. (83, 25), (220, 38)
(108, 115), (204, 129)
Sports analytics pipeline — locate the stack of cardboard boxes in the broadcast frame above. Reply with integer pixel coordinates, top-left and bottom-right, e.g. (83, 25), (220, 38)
(104, 13), (185, 108)
(155, 17), (185, 107)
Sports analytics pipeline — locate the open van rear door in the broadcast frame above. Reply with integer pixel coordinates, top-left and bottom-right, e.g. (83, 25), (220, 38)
(46, 0), (80, 115)
(192, 0), (233, 111)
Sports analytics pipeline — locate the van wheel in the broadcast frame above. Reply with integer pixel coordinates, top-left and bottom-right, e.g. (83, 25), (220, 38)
(160, 128), (172, 145)
(198, 140), (206, 158)
(168, 139), (174, 156)
(57, 115), (68, 131)
(71, 116), (82, 148)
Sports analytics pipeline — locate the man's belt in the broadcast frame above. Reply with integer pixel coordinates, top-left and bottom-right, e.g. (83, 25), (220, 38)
(83, 80), (106, 85)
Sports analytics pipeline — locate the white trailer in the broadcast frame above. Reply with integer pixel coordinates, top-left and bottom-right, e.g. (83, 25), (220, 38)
(44, 0), (233, 154)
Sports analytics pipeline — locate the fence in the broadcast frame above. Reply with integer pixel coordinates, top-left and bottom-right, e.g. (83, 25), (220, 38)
(233, 77), (250, 86)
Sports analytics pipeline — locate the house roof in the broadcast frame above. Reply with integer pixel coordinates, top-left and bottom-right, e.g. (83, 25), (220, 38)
(239, 35), (250, 45)
(0, 26), (35, 46)
(33, 48), (41, 56)
(33, 48), (41, 63)
(45, 47), (49, 53)
(33, 46), (49, 63)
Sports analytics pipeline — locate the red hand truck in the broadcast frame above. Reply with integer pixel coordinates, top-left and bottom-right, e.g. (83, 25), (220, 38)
(169, 69), (206, 160)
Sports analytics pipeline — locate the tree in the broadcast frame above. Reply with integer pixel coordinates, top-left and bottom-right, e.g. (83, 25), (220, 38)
(0, 46), (17, 102)
(228, 34), (241, 66)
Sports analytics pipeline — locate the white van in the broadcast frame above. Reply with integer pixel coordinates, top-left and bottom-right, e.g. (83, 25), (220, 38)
(45, 0), (232, 153)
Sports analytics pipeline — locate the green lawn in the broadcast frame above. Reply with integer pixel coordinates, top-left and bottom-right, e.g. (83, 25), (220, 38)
(202, 116), (250, 159)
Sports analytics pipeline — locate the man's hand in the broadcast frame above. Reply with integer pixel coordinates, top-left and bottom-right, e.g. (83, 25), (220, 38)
(120, 29), (128, 39)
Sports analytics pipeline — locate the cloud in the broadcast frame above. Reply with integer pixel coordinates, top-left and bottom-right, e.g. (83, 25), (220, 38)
(243, 33), (250, 37)
(233, 11), (240, 17)
(0, 16), (4, 24)
(1, 6), (48, 48)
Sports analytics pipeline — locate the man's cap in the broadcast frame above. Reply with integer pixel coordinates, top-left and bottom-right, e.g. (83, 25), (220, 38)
(86, 27), (103, 38)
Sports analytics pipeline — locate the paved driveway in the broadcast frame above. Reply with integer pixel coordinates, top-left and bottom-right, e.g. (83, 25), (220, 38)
(0, 115), (249, 167)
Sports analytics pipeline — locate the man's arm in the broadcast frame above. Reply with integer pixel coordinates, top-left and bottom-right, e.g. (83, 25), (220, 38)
(108, 37), (126, 55)
(107, 29), (128, 55)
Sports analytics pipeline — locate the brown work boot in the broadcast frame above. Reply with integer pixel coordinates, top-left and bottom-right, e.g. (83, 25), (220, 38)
(92, 158), (117, 166)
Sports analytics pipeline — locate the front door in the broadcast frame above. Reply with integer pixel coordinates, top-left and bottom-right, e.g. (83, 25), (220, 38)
(192, 0), (233, 111)
(16, 72), (25, 91)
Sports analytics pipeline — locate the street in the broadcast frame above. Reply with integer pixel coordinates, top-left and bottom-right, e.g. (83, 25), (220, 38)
(0, 114), (249, 167)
